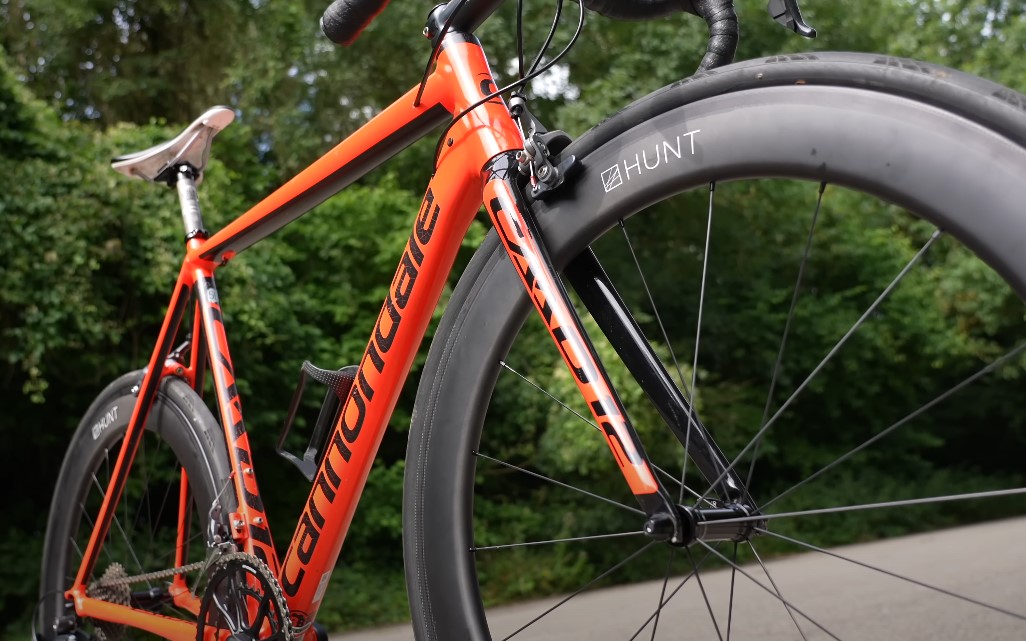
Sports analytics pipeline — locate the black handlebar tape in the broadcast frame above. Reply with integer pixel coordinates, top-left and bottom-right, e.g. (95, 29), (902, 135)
(690, 0), (738, 71)
(580, 0), (697, 20)
(321, 0), (391, 46)
(581, 0), (737, 71)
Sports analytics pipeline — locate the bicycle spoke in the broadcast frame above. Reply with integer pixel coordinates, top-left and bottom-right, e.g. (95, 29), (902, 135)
(702, 487), (1026, 527)
(154, 473), (179, 548)
(696, 540), (844, 641)
(653, 463), (714, 505)
(472, 530), (644, 552)
(141, 435), (153, 553)
(698, 229), (944, 503)
(103, 447), (117, 545)
(619, 219), (691, 395)
(475, 451), (643, 516)
(129, 438), (155, 573)
(91, 473), (148, 579)
(65, 537), (87, 592)
(756, 527), (1026, 621)
(749, 542), (809, 641)
(78, 500), (116, 568)
(109, 446), (131, 570)
(685, 546), (724, 641)
(500, 360), (598, 430)
(70, 537), (84, 562)
(649, 551), (675, 641)
(621, 215), (720, 505)
(497, 364), (710, 504)
(726, 544), (738, 641)
(626, 546), (718, 641)
(501, 542), (658, 641)
(763, 340), (1026, 511)
(147, 439), (177, 561)
(680, 182), (716, 502)
(653, 462), (684, 490)
(745, 182), (824, 492)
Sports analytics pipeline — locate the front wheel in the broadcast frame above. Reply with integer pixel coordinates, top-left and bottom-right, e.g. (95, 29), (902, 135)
(405, 53), (1026, 640)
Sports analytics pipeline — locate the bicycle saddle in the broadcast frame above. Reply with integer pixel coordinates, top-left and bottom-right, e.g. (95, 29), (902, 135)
(111, 106), (235, 185)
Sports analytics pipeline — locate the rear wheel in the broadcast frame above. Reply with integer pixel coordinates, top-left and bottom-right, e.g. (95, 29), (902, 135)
(405, 53), (1026, 640)
(38, 371), (233, 640)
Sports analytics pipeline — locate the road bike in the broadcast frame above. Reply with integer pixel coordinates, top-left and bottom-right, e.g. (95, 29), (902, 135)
(37, 0), (1026, 639)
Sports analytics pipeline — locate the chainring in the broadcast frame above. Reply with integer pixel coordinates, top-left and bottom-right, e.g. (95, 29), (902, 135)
(197, 552), (293, 641)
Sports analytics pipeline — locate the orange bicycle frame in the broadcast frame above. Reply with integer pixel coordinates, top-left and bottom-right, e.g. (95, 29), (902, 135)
(66, 24), (677, 641)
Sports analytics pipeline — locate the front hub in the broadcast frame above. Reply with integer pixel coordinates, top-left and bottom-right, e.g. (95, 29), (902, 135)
(643, 503), (763, 547)
(690, 504), (765, 544)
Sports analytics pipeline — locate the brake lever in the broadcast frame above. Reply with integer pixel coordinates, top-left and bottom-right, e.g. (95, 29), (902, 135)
(767, 0), (816, 38)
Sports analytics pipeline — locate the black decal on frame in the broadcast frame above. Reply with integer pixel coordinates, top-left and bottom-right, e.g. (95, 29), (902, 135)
(341, 388), (366, 443)
(416, 190), (440, 244)
(394, 251), (419, 309)
(374, 296), (402, 353)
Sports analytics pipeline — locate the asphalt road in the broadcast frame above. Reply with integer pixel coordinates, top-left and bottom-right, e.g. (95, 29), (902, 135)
(332, 517), (1026, 640)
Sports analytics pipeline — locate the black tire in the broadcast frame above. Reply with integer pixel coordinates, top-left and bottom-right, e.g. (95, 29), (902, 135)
(404, 53), (1026, 640)
(38, 371), (234, 640)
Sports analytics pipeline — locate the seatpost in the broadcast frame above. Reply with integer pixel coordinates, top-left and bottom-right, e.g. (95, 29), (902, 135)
(174, 164), (208, 241)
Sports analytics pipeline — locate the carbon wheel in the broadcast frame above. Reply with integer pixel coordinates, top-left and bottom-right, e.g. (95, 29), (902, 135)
(405, 53), (1026, 640)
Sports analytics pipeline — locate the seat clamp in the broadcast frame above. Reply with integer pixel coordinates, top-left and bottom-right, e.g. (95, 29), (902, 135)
(184, 228), (209, 243)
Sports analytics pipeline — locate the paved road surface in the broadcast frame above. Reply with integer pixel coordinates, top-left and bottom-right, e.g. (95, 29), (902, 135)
(332, 517), (1026, 640)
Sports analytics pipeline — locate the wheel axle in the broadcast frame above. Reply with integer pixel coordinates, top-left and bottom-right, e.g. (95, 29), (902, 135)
(644, 503), (764, 546)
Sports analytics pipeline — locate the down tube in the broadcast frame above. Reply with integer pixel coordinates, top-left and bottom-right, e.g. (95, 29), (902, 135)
(278, 163), (483, 631)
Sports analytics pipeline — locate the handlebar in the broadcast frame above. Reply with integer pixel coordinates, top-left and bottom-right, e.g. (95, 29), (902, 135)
(321, 0), (391, 47)
(569, 1), (738, 72)
(321, 1), (810, 74)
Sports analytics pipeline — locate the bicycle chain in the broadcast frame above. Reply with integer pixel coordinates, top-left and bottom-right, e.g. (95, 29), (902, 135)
(86, 554), (294, 640)
(88, 559), (208, 592)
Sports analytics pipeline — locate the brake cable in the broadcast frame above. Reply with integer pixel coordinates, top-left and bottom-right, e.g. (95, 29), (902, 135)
(431, 0), (585, 165)
(414, 0), (471, 107)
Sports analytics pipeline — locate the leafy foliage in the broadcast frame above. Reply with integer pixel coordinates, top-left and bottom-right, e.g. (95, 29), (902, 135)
(3, 1), (1026, 639)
